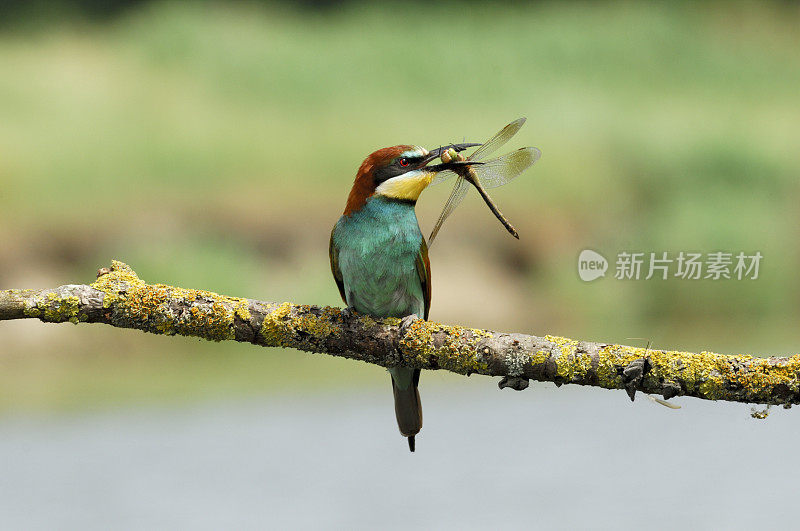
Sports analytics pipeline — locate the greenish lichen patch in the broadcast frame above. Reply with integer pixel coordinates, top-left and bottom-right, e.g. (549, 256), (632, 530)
(505, 349), (527, 377)
(92, 260), (145, 295)
(22, 300), (41, 318)
(583, 341), (800, 403)
(260, 302), (293, 348)
(358, 314), (378, 329)
(544, 335), (594, 383)
(89, 260), (254, 342)
(399, 320), (493, 374)
(23, 292), (85, 323)
(260, 302), (342, 351)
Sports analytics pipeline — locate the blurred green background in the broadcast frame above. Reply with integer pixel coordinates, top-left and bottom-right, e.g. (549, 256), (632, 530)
(1, 0), (799, 412)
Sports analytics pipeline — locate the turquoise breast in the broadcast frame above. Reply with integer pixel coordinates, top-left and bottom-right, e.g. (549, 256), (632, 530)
(332, 196), (425, 319)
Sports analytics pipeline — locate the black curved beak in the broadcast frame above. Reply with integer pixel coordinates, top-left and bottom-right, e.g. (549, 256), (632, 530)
(421, 142), (481, 169)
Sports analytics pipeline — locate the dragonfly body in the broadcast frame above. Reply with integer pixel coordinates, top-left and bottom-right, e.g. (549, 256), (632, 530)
(440, 150), (520, 238)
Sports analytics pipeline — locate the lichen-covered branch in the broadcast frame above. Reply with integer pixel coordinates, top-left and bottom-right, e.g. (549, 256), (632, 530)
(1, 260), (799, 406)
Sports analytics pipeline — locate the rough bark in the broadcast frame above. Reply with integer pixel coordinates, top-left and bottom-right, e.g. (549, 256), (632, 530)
(1, 260), (798, 406)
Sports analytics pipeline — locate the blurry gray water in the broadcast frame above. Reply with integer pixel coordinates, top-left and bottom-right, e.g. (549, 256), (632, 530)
(0, 382), (796, 530)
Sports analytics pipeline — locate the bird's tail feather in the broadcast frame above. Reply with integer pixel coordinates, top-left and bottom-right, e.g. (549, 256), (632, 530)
(389, 367), (422, 452)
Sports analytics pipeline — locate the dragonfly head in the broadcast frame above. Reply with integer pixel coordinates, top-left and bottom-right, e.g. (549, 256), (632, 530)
(423, 143), (480, 164)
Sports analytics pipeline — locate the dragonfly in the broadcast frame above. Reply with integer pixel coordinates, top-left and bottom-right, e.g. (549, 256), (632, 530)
(427, 118), (541, 244)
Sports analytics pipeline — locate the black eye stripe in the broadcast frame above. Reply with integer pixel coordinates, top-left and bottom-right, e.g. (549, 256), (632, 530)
(373, 153), (426, 184)
(374, 165), (405, 183)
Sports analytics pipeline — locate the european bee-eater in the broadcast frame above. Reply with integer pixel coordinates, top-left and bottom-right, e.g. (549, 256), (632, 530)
(329, 142), (478, 452)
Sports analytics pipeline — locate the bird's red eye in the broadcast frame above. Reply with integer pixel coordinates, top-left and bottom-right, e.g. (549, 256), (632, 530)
(399, 158), (409, 167)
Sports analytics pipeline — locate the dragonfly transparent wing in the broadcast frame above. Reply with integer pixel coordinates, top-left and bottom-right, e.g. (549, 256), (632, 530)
(428, 176), (469, 244)
(429, 168), (458, 187)
(468, 117), (526, 161)
(471, 147), (541, 189)
(430, 118), (526, 185)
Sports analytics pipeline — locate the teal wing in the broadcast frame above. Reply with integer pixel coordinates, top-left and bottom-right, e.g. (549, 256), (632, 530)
(329, 226), (347, 304)
(415, 239), (431, 320)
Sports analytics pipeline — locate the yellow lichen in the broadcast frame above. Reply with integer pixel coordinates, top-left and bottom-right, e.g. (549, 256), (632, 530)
(295, 307), (342, 340)
(575, 341), (800, 402)
(92, 260), (145, 293)
(89, 260), (252, 342)
(398, 320), (491, 374)
(544, 335), (594, 383)
(260, 302), (293, 347)
(23, 292), (86, 323)
(232, 298), (251, 321)
(22, 300), (41, 318)
(359, 314), (378, 329)
(260, 303), (342, 350)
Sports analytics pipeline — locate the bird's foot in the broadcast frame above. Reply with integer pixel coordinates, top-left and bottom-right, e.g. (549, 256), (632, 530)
(399, 314), (420, 334)
(340, 306), (357, 319)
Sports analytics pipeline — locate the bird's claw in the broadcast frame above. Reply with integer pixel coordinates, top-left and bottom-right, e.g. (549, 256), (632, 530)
(341, 306), (357, 319)
(400, 314), (420, 334)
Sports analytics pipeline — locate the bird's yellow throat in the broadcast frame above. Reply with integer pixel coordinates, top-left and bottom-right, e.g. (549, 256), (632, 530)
(374, 170), (434, 202)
